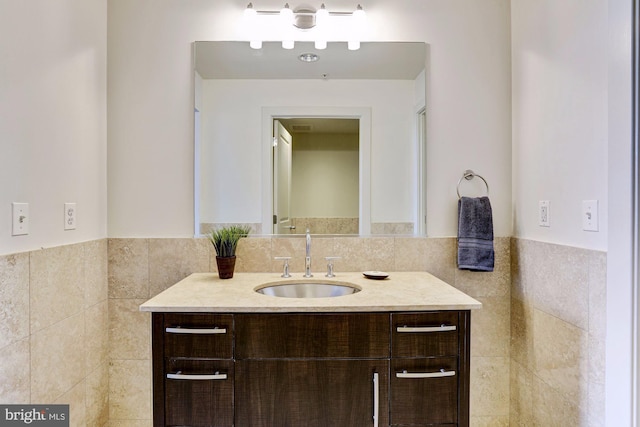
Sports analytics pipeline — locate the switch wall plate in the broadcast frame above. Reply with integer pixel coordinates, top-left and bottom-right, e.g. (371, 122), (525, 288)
(64, 203), (77, 230)
(12, 202), (29, 236)
(582, 200), (599, 232)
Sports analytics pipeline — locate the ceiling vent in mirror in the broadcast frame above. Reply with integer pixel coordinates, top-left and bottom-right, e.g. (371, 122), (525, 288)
(243, 3), (366, 51)
(292, 124), (313, 132)
(299, 53), (319, 62)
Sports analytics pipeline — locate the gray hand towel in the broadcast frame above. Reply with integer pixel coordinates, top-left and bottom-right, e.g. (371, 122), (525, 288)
(457, 196), (494, 272)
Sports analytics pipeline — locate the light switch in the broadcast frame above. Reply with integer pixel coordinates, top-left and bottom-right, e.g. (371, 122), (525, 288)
(12, 202), (29, 236)
(582, 200), (598, 232)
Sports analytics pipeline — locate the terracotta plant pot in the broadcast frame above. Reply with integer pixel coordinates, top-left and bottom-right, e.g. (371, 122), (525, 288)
(216, 256), (236, 279)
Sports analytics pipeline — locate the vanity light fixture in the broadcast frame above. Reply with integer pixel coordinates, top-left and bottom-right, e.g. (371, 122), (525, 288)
(244, 3), (366, 51)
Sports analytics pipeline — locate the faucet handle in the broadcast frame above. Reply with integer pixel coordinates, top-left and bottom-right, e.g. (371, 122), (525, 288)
(274, 256), (292, 278)
(324, 256), (341, 278)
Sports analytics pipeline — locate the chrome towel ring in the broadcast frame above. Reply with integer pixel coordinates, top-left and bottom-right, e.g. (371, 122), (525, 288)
(456, 169), (489, 199)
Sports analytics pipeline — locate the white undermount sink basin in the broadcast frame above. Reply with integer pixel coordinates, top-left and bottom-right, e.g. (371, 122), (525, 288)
(255, 282), (360, 298)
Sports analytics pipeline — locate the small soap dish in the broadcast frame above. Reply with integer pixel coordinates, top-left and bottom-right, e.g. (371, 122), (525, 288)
(363, 271), (389, 280)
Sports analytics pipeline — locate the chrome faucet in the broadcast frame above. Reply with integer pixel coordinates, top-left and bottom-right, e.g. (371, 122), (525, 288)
(304, 228), (313, 277)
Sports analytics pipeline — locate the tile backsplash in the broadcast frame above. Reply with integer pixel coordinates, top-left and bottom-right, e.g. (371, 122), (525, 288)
(107, 236), (512, 426)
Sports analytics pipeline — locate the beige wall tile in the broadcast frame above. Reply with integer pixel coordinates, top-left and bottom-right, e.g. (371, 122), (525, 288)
(470, 356), (510, 417)
(0, 338), (30, 404)
(334, 236), (395, 272)
(532, 242), (590, 330)
(533, 307), (588, 404)
(510, 359), (534, 426)
(86, 300), (109, 374)
(455, 237), (510, 298)
(235, 237), (273, 272)
(31, 312), (86, 403)
(55, 379), (86, 427)
(588, 251), (607, 388)
(109, 299), (150, 360)
(108, 239), (149, 299)
(394, 237), (428, 271)
(30, 244), (84, 333)
(471, 296), (510, 357)
(149, 238), (210, 297)
(109, 359), (152, 421)
(0, 252), (29, 348)
(532, 374), (588, 425)
(424, 237), (457, 284)
(470, 415), (509, 426)
(510, 238), (534, 302)
(86, 362), (110, 427)
(85, 239), (109, 308)
(510, 297), (534, 370)
(271, 236), (307, 272)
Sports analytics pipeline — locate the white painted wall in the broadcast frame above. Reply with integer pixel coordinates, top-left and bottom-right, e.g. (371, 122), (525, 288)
(199, 78), (414, 225)
(107, 0), (512, 237)
(511, 0), (608, 250)
(0, 0), (107, 256)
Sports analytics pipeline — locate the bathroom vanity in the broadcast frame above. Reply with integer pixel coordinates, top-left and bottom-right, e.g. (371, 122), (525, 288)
(140, 272), (481, 427)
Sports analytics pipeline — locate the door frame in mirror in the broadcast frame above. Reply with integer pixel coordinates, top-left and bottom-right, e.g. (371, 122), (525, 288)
(261, 106), (371, 235)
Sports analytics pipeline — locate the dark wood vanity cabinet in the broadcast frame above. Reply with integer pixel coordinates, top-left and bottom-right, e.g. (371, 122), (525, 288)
(152, 311), (470, 427)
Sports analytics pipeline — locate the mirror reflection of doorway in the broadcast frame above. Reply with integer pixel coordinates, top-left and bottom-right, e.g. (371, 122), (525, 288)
(273, 118), (360, 234)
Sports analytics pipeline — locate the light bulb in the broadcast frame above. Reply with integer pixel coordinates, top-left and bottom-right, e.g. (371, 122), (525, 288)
(244, 3), (256, 19)
(315, 4), (329, 25)
(280, 3), (293, 23)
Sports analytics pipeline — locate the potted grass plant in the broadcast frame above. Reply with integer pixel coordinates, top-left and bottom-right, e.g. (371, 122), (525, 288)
(209, 225), (251, 279)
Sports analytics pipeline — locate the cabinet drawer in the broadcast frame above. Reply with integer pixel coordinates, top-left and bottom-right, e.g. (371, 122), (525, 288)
(236, 313), (390, 358)
(163, 313), (233, 358)
(392, 312), (459, 357)
(165, 359), (233, 427)
(390, 357), (458, 426)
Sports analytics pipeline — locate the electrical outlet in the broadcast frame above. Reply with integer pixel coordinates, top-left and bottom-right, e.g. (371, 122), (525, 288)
(64, 203), (76, 230)
(12, 202), (29, 236)
(539, 200), (550, 227)
(582, 200), (598, 232)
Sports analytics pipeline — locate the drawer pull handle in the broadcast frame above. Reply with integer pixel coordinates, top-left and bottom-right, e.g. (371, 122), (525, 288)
(165, 327), (227, 335)
(396, 369), (456, 379)
(167, 371), (228, 381)
(396, 324), (456, 333)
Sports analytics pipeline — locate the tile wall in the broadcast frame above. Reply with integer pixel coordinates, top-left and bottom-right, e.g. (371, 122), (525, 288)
(0, 236), (606, 426)
(107, 236), (511, 426)
(0, 240), (109, 427)
(510, 239), (606, 426)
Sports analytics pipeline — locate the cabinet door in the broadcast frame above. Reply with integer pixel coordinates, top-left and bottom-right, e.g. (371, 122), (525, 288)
(390, 357), (458, 426)
(164, 359), (234, 427)
(236, 359), (389, 427)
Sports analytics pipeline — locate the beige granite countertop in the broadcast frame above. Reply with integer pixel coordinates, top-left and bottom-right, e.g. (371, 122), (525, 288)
(139, 272), (482, 313)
